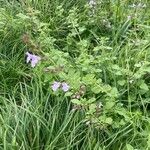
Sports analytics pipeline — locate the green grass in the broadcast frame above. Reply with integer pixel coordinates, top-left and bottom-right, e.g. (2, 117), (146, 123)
(0, 0), (150, 149)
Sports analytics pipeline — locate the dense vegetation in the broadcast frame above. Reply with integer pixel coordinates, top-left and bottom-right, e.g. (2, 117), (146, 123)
(0, 0), (150, 149)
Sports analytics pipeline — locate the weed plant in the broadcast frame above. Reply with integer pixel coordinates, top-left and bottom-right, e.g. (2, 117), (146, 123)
(0, 0), (150, 149)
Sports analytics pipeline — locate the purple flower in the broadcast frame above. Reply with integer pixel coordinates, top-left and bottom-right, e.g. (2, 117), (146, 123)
(61, 82), (70, 92)
(26, 52), (41, 68)
(51, 81), (70, 92)
(51, 81), (61, 91)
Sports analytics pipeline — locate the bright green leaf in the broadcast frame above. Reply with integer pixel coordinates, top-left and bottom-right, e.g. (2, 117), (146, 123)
(105, 101), (115, 109)
(71, 99), (82, 105)
(126, 144), (134, 150)
(105, 117), (113, 124)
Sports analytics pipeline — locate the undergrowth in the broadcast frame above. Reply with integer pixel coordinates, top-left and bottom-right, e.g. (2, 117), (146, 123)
(0, 0), (150, 149)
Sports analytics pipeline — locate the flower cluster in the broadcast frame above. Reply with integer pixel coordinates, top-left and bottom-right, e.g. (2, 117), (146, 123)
(51, 81), (70, 92)
(25, 52), (70, 93)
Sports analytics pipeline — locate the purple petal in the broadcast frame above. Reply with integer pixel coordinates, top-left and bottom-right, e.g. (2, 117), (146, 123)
(51, 81), (61, 91)
(25, 52), (41, 67)
(31, 55), (41, 68)
(31, 59), (38, 68)
(61, 82), (70, 92)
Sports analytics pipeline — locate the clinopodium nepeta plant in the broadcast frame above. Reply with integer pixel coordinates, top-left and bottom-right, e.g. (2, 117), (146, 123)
(1, 0), (150, 149)
(18, 2), (150, 130)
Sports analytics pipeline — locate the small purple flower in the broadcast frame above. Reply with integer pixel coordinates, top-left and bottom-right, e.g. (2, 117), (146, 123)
(26, 52), (41, 68)
(51, 81), (61, 91)
(61, 82), (70, 92)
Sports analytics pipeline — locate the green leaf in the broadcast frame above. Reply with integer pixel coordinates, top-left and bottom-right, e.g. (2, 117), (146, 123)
(87, 98), (96, 104)
(107, 87), (119, 97)
(44, 74), (53, 83)
(93, 46), (100, 52)
(65, 92), (73, 97)
(16, 13), (30, 20)
(82, 74), (96, 85)
(95, 69), (102, 73)
(126, 144), (134, 150)
(105, 101), (115, 109)
(117, 80), (126, 86)
(144, 66), (150, 72)
(71, 99), (82, 105)
(91, 84), (101, 94)
(140, 82), (149, 91)
(103, 46), (113, 50)
(78, 26), (86, 33)
(105, 117), (113, 125)
(112, 64), (120, 70)
(115, 108), (130, 122)
(88, 104), (97, 114)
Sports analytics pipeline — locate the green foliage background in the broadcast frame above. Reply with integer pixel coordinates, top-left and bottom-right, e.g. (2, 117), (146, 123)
(0, 0), (150, 149)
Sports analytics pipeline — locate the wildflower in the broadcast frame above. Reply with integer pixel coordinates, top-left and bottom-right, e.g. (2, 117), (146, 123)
(61, 82), (70, 92)
(51, 81), (70, 92)
(26, 52), (41, 67)
(51, 81), (61, 91)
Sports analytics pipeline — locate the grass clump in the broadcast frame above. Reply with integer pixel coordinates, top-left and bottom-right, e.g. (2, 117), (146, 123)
(0, 0), (150, 149)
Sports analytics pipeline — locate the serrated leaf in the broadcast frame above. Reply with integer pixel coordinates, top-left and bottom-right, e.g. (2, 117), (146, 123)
(91, 84), (101, 94)
(88, 104), (97, 114)
(107, 87), (119, 97)
(105, 101), (115, 109)
(105, 117), (113, 124)
(82, 74), (96, 85)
